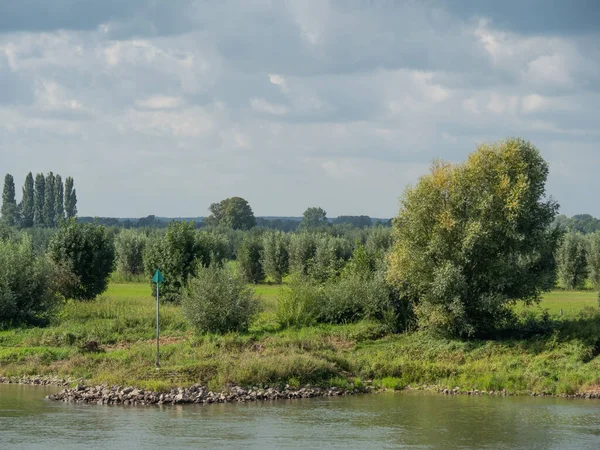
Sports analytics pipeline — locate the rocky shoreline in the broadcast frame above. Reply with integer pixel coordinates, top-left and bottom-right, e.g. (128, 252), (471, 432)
(47, 383), (365, 406)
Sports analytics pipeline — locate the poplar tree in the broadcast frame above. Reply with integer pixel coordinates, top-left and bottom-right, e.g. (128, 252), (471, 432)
(43, 172), (56, 227)
(64, 176), (77, 219)
(21, 172), (35, 228)
(54, 174), (64, 225)
(1, 174), (18, 226)
(34, 173), (45, 226)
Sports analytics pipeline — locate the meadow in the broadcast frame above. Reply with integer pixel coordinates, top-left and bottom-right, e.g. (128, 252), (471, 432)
(1, 281), (600, 396)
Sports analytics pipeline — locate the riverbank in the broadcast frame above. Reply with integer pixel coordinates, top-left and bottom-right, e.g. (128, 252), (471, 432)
(2, 283), (600, 398)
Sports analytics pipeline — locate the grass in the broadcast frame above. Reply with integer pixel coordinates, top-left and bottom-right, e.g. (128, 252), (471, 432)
(2, 283), (600, 396)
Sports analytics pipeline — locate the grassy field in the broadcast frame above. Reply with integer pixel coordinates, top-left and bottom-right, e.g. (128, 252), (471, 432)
(1, 282), (600, 395)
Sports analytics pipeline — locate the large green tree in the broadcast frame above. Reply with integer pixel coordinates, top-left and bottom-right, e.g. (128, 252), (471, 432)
(1, 174), (18, 226)
(43, 172), (56, 228)
(206, 197), (256, 230)
(48, 220), (115, 300)
(387, 138), (560, 337)
(34, 173), (45, 226)
(21, 172), (35, 228)
(299, 207), (328, 230)
(54, 174), (65, 226)
(64, 176), (77, 219)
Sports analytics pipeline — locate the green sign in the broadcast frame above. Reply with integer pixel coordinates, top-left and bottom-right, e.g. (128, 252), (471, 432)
(152, 269), (164, 284)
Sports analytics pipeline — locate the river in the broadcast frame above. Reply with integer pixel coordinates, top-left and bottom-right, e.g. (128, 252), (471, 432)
(1, 384), (600, 449)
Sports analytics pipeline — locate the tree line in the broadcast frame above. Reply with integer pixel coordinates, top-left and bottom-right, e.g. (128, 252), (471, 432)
(1, 172), (77, 228)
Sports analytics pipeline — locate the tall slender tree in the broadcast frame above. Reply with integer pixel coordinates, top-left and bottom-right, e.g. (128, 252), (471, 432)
(54, 174), (64, 225)
(21, 172), (35, 228)
(43, 172), (56, 228)
(1, 174), (18, 226)
(34, 173), (45, 226)
(64, 176), (77, 219)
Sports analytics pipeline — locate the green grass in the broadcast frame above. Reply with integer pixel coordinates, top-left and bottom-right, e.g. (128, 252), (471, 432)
(2, 283), (600, 396)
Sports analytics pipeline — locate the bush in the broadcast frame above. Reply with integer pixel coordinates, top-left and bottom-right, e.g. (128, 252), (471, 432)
(182, 264), (259, 334)
(309, 235), (352, 282)
(276, 275), (324, 328)
(0, 235), (60, 326)
(289, 233), (317, 276)
(48, 220), (115, 300)
(237, 233), (264, 284)
(115, 229), (147, 277)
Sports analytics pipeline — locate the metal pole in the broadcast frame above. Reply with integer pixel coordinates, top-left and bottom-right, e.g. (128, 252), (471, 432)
(156, 282), (160, 368)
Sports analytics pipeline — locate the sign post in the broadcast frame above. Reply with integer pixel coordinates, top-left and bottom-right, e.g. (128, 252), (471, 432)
(152, 269), (165, 369)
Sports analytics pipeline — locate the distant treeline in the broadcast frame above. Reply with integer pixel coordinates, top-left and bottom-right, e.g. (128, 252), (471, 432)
(78, 213), (392, 231)
(554, 214), (600, 234)
(1, 172), (77, 228)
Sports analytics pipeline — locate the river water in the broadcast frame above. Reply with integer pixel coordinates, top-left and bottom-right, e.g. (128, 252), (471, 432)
(2, 384), (600, 449)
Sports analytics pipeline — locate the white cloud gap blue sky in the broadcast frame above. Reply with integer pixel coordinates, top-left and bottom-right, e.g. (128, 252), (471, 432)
(0, 0), (599, 218)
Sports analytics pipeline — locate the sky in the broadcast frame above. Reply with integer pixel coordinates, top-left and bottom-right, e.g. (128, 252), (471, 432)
(0, 0), (599, 218)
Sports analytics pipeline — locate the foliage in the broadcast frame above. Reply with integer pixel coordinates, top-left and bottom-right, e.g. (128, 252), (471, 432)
(182, 263), (259, 334)
(261, 230), (289, 283)
(556, 232), (589, 290)
(206, 197), (256, 230)
(365, 226), (394, 255)
(387, 138), (560, 337)
(115, 229), (147, 277)
(20, 172), (34, 228)
(48, 220), (116, 300)
(587, 232), (600, 290)
(554, 214), (600, 235)
(299, 206), (328, 230)
(0, 235), (60, 327)
(196, 231), (230, 266)
(309, 235), (353, 282)
(276, 275), (323, 328)
(1, 174), (18, 227)
(237, 232), (265, 284)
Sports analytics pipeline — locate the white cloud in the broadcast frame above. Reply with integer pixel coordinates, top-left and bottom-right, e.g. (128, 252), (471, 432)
(34, 79), (83, 111)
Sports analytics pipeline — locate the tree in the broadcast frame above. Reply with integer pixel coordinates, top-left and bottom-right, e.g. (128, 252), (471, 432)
(261, 231), (289, 283)
(206, 197), (256, 230)
(54, 174), (64, 225)
(115, 229), (147, 277)
(64, 176), (77, 219)
(587, 232), (600, 289)
(34, 173), (45, 226)
(21, 172), (34, 228)
(237, 233), (264, 284)
(299, 207), (328, 230)
(143, 221), (200, 302)
(387, 138), (560, 337)
(556, 232), (588, 290)
(1, 174), (18, 226)
(48, 220), (115, 300)
(333, 215), (372, 228)
(43, 172), (56, 228)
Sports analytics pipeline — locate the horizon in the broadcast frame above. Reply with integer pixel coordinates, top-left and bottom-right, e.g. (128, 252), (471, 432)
(1, 1), (599, 218)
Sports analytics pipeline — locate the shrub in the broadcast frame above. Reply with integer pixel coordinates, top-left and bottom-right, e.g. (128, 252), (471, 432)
(237, 233), (264, 284)
(587, 232), (600, 289)
(0, 235), (60, 326)
(115, 229), (147, 277)
(309, 235), (352, 282)
(276, 275), (324, 328)
(289, 233), (317, 275)
(182, 264), (259, 334)
(48, 220), (115, 300)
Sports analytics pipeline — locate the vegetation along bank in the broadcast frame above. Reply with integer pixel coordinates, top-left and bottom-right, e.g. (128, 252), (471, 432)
(2, 138), (600, 405)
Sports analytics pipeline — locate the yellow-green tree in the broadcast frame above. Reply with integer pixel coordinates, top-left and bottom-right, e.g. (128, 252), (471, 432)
(387, 138), (560, 337)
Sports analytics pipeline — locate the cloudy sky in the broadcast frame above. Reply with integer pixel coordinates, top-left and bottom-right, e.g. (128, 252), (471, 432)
(1, 0), (599, 218)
